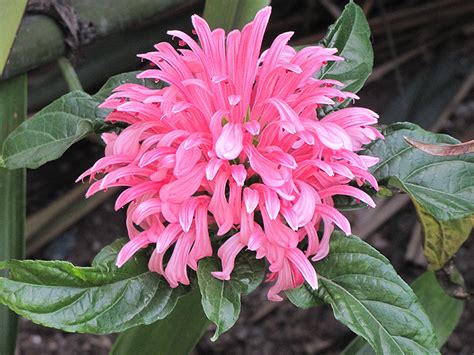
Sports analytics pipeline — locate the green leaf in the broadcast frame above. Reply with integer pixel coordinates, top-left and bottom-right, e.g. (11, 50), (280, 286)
(0, 239), (188, 334)
(203, 0), (270, 31)
(111, 287), (209, 355)
(94, 71), (149, 102)
(415, 202), (473, 270)
(1, 71), (155, 170)
(363, 122), (474, 221)
(341, 337), (372, 355)
(197, 251), (265, 340)
(319, 1), (373, 94)
(0, 0), (27, 74)
(342, 271), (464, 354)
(412, 271), (464, 347)
(0, 75), (27, 355)
(286, 232), (439, 355)
(1, 91), (106, 170)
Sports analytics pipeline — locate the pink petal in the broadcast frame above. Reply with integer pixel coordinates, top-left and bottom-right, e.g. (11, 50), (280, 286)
(206, 158), (225, 181)
(165, 231), (194, 287)
(231, 164), (247, 186)
(116, 233), (151, 267)
(215, 122), (244, 160)
(188, 205), (212, 269)
(318, 185), (375, 208)
(160, 163), (205, 203)
(287, 248), (318, 289)
(243, 187), (259, 213)
(212, 234), (245, 281)
(263, 186), (280, 220)
(314, 204), (351, 235)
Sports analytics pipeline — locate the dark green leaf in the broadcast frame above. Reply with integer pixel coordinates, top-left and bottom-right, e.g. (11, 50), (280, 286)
(287, 232), (439, 355)
(0, 239), (188, 334)
(342, 271), (464, 354)
(0, 75), (27, 355)
(1, 91), (105, 169)
(111, 287), (209, 355)
(319, 1), (373, 94)
(363, 122), (474, 221)
(197, 251), (265, 340)
(1, 71), (155, 170)
(415, 202), (472, 270)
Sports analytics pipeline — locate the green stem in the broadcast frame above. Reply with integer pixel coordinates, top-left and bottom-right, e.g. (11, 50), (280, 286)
(111, 288), (210, 355)
(203, 0), (270, 30)
(0, 75), (27, 355)
(57, 57), (83, 91)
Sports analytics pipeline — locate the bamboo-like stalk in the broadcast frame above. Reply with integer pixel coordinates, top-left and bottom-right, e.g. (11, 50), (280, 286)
(1, 0), (191, 80)
(0, 75), (27, 355)
(0, 0), (27, 74)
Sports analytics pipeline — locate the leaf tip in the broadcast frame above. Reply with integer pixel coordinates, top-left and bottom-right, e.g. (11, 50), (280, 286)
(210, 330), (220, 342)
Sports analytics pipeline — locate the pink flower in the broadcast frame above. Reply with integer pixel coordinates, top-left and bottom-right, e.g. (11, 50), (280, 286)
(79, 7), (382, 301)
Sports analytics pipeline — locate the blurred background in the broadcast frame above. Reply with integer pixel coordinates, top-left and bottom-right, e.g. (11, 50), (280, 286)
(3, 0), (473, 353)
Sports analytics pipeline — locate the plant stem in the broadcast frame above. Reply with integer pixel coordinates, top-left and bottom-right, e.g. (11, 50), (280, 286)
(57, 57), (83, 91)
(203, 0), (270, 31)
(0, 75), (27, 355)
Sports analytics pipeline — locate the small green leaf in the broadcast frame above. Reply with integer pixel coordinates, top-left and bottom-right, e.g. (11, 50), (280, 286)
(415, 202), (472, 270)
(197, 251), (265, 340)
(111, 287), (209, 355)
(0, 240), (188, 334)
(342, 271), (464, 354)
(1, 71), (157, 170)
(363, 122), (474, 221)
(319, 1), (373, 94)
(287, 232), (439, 355)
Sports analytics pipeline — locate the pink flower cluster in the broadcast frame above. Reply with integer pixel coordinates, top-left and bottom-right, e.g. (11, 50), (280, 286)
(79, 7), (382, 301)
